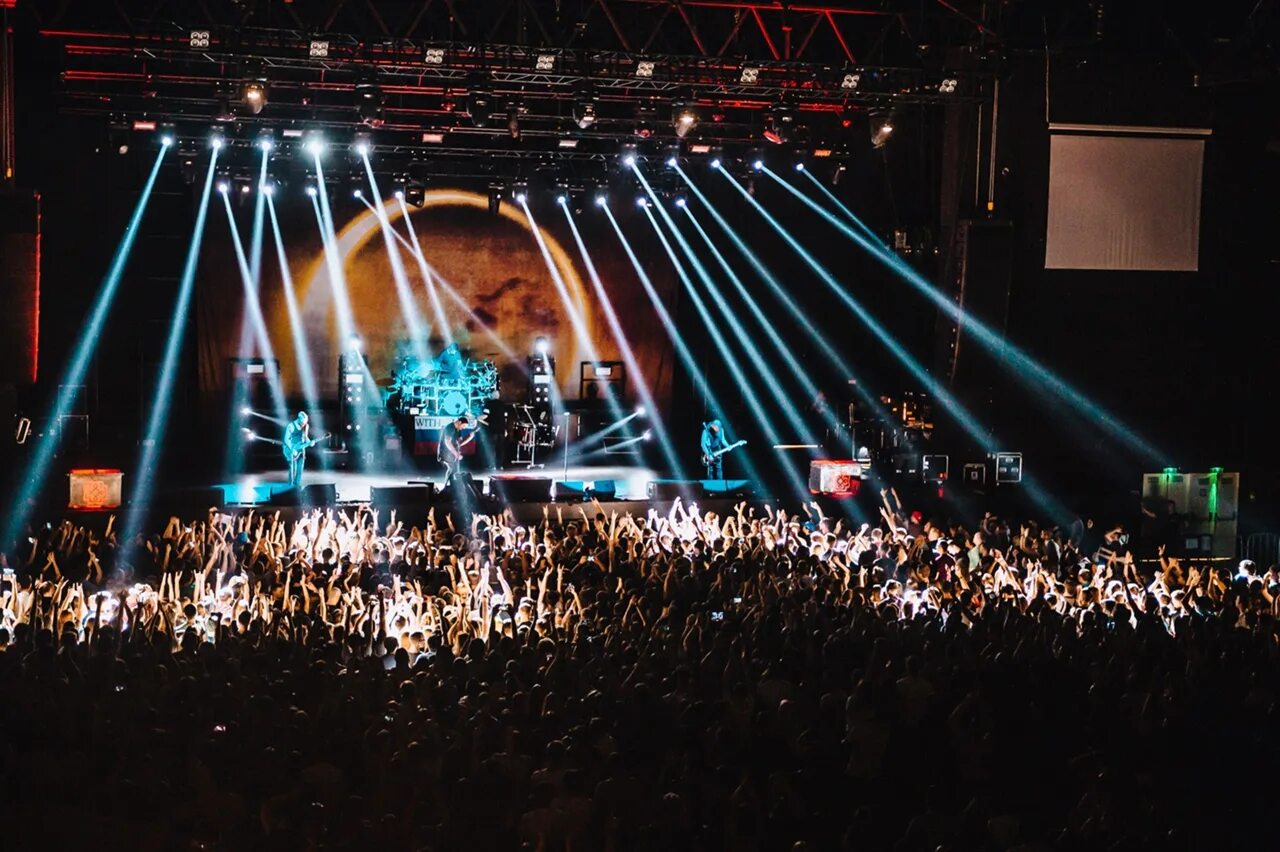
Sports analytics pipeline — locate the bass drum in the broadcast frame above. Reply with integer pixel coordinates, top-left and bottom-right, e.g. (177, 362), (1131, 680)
(440, 389), (468, 417)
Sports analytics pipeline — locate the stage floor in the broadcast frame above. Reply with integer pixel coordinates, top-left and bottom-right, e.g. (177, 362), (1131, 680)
(213, 464), (661, 504)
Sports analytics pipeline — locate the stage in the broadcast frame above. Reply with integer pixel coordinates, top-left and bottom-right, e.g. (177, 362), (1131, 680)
(212, 464), (662, 505)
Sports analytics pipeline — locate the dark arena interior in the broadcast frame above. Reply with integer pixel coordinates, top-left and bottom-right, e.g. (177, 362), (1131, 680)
(2, 1), (1280, 849)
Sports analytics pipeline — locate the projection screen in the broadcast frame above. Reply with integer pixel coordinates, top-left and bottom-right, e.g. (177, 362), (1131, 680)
(1045, 126), (1207, 272)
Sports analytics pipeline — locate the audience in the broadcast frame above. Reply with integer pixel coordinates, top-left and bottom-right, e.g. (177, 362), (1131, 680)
(1, 488), (1277, 850)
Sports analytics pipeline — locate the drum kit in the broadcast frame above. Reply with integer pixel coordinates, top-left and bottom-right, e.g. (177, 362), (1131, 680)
(387, 352), (499, 418)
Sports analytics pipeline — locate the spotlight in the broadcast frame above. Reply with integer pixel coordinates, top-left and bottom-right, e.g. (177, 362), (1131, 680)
(841, 72), (861, 90)
(240, 406), (252, 416)
(763, 103), (796, 145)
(674, 195), (688, 208)
(939, 77), (958, 94)
(258, 137), (273, 152)
(160, 135), (174, 147)
(752, 159), (764, 171)
(556, 194), (568, 205)
(217, 180), (230, 193)
(190, 30), (211, 49)
(794, 161), (806, 171)
(643, 429), (652, 441)
(710, 157), (722, 169)
(405, 181), (425, 207)
(572, 91), (597, 129)
(534, 336), (550, 355)
(240, 184), (251, 195)
(870, 115), (894, 149)
(635, 195), (648, 208)
(353, 188), (363, 199)
(241, 80), (268, 114)
(671, 101), (698, 138)
(467, 77), (494, 127)
(424, 47), (445, 65)
(635, 60), (656, 79)
(355, 77), (385, 127)
(512, 181), (529, 205)
(305, 137), (325, 156)
(354, 140), (370, 156)
(623, 154), (637, 168)
(740, 66), (759, 84)
(535, 53), (556, 71)
(394, 189), (404, 200)
(211, 137), (224, 151)
(515, 191), (528, 204)
(666, 155), (678, 168)
(309, 40), (330, 58)
(305, 185), (317, 197)
(594, 192), (607, 207)
(635, 406), (646, 417)
(263, 184), (275, 197)
(245, 430), (257, 441)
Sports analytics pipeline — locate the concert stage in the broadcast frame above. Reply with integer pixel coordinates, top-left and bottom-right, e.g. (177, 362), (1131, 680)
(212, 464), (662, 505)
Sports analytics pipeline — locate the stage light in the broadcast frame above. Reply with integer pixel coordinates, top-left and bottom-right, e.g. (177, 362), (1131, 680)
(674, 195), (687, 208)
(558, 138), (580, 149)
(514, 191), (527, 204)
(305, 185), (317, 197)
(356, 79), (385, 127)
(241, 406), (251, 416)
(672, 101), (698, 138)
(710, 157), (721, 169)
(752, 159), (764, 171)
(258, 137), (273, 152)
(245, 430), (257, 441)
(740, 66), (759, 84)
(421, 131), (446, 144)
(263, 184), (275, 196)
(572, 93), (597, 129)
(424, 47), (445, 65)
(635, 405), (646, 417)
(241, 80), (268, 114)
(352, 188), (363, 199)
(939, 77), (958, 94)
(594, 193), (607, 207)
(763, 104), (795, 145)
(282, 128), (303, 139)
(643, 429), (652, 441)
(635, 60), (655, 78)
(556, 194), (568, 206)
(534, 336), (550, 355)
(635, 196), (648, 208)
(841, 72), (861, 90)
(394, 189), (404, 200)
(870, 113), (894, 149)
(623, 153), (637, 167)
(406, 181), (426, 207)
(535, 53), (555, 71)
(666, 155), (678, 167)
(217, 180), (230, 193)
(161, 134), (174, 147)
(190, 30), (210, 49)
(240, 184), (251, 194)
(211, 137), (224, 151)
(309, 39), (329, 58)
(354, 140), (370, 156)
(467, 78), (494, 127)
(794, 161), (806, 172)
(305, 137), (325, 156)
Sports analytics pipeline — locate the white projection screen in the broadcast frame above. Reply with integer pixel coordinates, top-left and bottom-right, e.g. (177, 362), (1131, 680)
(1045, 127), (1207, 271)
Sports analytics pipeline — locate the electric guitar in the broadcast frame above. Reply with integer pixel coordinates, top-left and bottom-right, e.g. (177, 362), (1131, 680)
(702, 439), (747, 466)
(439, 414), (490, 462)
(259, 432), (331, 462)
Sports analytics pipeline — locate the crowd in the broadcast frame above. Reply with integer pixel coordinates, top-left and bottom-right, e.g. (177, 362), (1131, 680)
(2, 489), (1278, 850)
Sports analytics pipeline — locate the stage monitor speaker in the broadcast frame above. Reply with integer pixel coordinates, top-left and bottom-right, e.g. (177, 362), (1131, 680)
(700, 479), (756, 499)
(590, 480), (618, 501)
(554, 480), (589, 502)
(491, 476), (553, 502)
(268, 482), (337, 506)
(370, 485), (435, 506)
(647, 479), (699, 501)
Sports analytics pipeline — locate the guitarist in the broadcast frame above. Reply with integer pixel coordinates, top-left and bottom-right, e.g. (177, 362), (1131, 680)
(438, 415), (475, 481)
(700, 419), (730, 481)
(282, 411), (319, 487)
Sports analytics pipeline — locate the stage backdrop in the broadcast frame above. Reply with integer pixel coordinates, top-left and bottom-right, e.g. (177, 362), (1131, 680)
(197, 188), (677, 412)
